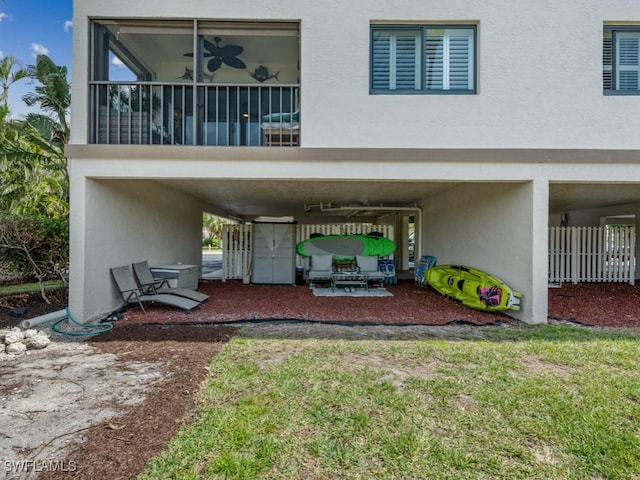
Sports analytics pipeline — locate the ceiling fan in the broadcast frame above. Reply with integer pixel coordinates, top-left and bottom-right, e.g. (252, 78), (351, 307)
(183, 37), (246, 73)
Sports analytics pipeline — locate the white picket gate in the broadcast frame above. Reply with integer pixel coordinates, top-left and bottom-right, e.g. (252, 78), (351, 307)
(222, 225), (252, 280)
(548, 226), (636, 285)
(222, 223), (395, 281)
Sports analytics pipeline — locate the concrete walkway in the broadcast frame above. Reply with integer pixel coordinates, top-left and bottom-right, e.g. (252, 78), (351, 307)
(202, 250), (223, 279)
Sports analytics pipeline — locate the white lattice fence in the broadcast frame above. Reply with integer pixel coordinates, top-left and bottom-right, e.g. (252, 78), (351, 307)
(548, 226), (636, 285)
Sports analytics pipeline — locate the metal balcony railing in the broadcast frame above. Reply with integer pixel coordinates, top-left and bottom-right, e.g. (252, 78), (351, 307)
(89, 81), (300, 147)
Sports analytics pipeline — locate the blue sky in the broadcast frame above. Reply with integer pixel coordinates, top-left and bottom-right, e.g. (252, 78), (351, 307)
(0, 0), (73, 117)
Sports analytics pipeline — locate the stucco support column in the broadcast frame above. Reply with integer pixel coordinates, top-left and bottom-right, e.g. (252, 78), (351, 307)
(529, 179), (549, 324)
(67, 171), (87, 322)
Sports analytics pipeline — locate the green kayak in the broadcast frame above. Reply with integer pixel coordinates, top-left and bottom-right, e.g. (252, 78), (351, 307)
(424, 264), (523, 312)
(296, 234), (397, 259)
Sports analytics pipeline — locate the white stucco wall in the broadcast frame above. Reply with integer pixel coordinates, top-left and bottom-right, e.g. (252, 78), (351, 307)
(72, 0), (640, 150)
(69, 176), (205, 321)
(421, 181), (548, 324)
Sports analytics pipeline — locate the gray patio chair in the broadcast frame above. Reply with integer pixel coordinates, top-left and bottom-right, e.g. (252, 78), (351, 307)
(111, 265), (200, 314)
(356, 255), (386, 288)
(132, 261), (209, 303)
(307, 254), (334, 287)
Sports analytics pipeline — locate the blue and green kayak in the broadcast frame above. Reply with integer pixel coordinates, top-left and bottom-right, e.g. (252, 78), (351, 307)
(296, 234), (396, 259)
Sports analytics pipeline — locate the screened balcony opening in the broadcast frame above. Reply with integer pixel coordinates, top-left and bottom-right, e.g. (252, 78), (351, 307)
(90, 20), (300, 146)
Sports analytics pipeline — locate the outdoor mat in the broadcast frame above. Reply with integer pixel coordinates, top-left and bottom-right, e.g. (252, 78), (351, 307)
(312, 287), (393, 297)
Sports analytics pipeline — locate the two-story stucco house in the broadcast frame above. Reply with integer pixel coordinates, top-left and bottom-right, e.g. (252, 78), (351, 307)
(67, 0), (640, 324)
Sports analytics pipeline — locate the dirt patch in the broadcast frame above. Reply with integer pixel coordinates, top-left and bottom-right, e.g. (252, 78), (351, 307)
(1, 340), (164, 476)
(235, 320), (499, 341)
(0, 288), (67, 330)
(518, 354), (577, 377)
(1, 324), (236, 480)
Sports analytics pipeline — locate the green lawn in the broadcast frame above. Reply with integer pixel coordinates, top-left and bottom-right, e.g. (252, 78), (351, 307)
(140, 325), (640, 480)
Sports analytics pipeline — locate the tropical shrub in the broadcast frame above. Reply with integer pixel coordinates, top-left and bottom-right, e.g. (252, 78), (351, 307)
(0, 214), (69, 304)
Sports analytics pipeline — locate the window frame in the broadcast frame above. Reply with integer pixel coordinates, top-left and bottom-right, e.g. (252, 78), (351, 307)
(603, 25), (640, 96)
(370, 24), (477, 95)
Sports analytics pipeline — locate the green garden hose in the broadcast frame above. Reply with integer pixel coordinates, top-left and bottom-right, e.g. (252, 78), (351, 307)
(51, 307), (114, 336)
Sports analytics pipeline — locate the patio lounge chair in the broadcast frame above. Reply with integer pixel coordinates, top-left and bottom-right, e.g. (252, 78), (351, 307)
(356, 255), (386, 288)
(132, 261), (209, 303)
(111, 265), (200, 314)
(307, 254), (334, 287)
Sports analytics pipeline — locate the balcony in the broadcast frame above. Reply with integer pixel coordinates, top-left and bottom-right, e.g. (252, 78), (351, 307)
(89, 19), (300, 147)
(90, 82), (299, 146)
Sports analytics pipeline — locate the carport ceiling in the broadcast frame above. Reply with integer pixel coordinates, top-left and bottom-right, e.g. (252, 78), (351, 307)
(550, 183), (640, 213)
(155, 179), (459, 217)
(153, 179), (640, 218)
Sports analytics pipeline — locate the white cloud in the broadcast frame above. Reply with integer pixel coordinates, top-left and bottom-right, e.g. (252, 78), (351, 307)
(0, 51), (3, 59)
(31, 43), (49, 57)
(112, 56), (125, 68)
(0, 12), (8, 22)
(64, 20), (73, 32)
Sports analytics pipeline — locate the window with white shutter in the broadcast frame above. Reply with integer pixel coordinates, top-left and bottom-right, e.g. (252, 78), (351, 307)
(372, 29), (420, 91)
(604, 26), (640, 94)
(425, 28), (474, 91)
(371, 25), (476, 94)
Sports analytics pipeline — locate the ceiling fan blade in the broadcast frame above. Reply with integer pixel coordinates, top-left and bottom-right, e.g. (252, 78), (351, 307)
(203, 38), (221, 56)
(223, 57), (247, 69)
(221, 44), (244, 56)
(207, 57), (223, 72)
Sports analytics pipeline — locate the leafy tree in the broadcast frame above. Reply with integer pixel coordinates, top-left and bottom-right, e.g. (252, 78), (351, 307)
(0, 55), (28, 106)
(0, 54), (71, 301)
(0, 54), (70, 217)
(203, 213), (235, 249)
(22, 54), (70, 145)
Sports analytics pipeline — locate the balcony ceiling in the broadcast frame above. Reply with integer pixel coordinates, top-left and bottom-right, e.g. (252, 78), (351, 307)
(120, 33), (298, 78)
(153, 178), (640, 219)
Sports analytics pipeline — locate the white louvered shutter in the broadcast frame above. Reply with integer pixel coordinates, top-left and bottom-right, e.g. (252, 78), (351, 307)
(616, 32), (640, 91)
(426, 28), (474, 91)
(425, 30), (444, 90)
(603, 31), (612, 90)
(372, 31), (391, 90)
(393, 32), (420, 90)
(372, 29), (420, 90)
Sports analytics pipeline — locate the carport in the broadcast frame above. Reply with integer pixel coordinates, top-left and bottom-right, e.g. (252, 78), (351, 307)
(69, 172), (540, 324)
(67, 145), (640, 326)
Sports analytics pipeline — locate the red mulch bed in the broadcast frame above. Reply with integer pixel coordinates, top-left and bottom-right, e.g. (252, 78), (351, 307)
(113, 279), (640, 329)
(3, 280), (639, 330)
(116, 279), (514, 327)
(547, 282), (640, 327)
